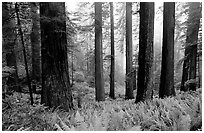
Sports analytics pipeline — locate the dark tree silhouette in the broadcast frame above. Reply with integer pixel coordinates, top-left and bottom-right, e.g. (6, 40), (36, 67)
(95, 2), (105, 101)
(109, 2), (115, 99)
(125, 2), (134, 100)
(159, 2), (176, 98)
(136, 2), (154, 103)
(40, 2), (73, 111)
(30, 3), (41, 83)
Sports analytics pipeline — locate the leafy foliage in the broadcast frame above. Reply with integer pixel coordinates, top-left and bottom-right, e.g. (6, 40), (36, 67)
(2, 89), (201, 131)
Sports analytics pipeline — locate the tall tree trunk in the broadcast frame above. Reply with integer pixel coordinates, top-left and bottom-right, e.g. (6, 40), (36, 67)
(40, 2), (73, 111)
(95, 2), (105, 101)
(136, 2), (154, 103)
(30, 2), (41, 93)
(125, 2), (134, 99)
(159, 2), (175, 98)
(109, 2), (115, 99)
(15, 2), (34, 104)
(3, 3), (21, 93)
(30, 3), (41, 81)
(187, 2), (201, 91)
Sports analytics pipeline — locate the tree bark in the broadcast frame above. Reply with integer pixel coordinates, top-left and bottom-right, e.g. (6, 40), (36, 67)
(136, 2), (154, 103)
(125, 2), (134, 99)
(40, 2), (73, 111)
(109, 2), (115, 99)
(15, 2), (34, 104)
(95, 2), (105, 101)
(159, 2), (175, 98)
(30, 2), (41, 83)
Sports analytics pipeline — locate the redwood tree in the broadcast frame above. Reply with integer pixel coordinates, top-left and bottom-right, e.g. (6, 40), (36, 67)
(135, 2), (154, 103)
(95, 2), (105, 101)
(40, 2), (73, 111)
(109, 2), (115, 99)
(30, 2), (41, 83)
(159, 2), (175, 98)
(125, 2), (134, 99)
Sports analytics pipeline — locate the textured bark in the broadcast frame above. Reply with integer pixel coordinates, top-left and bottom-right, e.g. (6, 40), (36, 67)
(187, 2), (201, 91)
(136, 2), (154, 103)
(109, 2), (115, 99)
(15, 3), (33, 102)
(30, 2), (41, 84)
(15, 2), (34, 104)
(40, 2), (73, 111)
(3, 3), (20, 92)
(95, 2), (105, 101)
(159, 2), (175, 98)
(125, 2), (134, 99)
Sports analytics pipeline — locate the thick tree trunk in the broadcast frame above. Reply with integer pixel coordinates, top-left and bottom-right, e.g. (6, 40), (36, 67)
(159, 2), (175, 98)
(135, 2), (154, 103)
(30, 3), (41, 84)
(109, 2), (115, 99)
(125, 2), (134, 99)
(95, 2), (105, 101)
(187, 2), (201, 91)
(40, 2), (73, 111)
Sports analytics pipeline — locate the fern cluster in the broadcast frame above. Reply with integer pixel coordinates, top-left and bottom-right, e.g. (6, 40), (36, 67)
(51, 91), (201, 131)
(2, 91), (201, 131)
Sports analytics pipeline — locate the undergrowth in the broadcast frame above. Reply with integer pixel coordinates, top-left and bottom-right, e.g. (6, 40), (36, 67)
(2, 89), (202, 131)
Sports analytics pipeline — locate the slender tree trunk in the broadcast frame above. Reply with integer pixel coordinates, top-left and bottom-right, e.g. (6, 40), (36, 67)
(40, 2), (73, 111)
(180, 47), (190, 91)
(109, 2), (115, 99)
(136, 2), (154, 103)
(95, 2), (105, 101)
(71, 50), (74, 86)
(187, 2), (201, 91)
(159, 2), (175, 98)
(15, 2), (34, 104)
(125, 2), (134, 99)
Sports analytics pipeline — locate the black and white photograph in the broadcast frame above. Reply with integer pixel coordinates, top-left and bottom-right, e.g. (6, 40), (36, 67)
(1, 1), (202, 131)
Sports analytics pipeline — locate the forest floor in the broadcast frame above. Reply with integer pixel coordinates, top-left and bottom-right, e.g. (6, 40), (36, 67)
(2, 81), (202, 131)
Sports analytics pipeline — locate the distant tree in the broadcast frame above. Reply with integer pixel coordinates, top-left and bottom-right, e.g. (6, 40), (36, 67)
(30, 2), (41, 84)
(95, 2), (105, 101)
(180, 2), (201, 91)
(125, 2), (134, 99)
(109, 2), (115, 99)
(40, 2), (73, 111)
(2, 3), (21, 92)
(189, 2), (201, 91)
(159, 2), (176, 98)
(136, 2), (154, 103)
